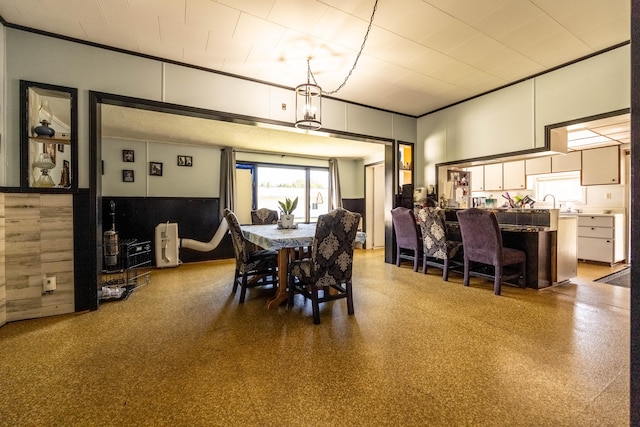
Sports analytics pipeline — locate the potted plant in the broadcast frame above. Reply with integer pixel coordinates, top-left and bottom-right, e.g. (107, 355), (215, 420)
(278, 196), (298, 229)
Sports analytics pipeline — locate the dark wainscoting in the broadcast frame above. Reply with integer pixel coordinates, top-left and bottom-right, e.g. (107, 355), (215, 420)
(101, 197), (234, 266)
(74, 190), (95, 312)
(342, 198), (365, 226)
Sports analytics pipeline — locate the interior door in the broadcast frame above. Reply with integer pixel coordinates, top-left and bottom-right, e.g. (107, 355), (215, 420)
(366, 162), (385, 249)
(236, 168), (253, 224)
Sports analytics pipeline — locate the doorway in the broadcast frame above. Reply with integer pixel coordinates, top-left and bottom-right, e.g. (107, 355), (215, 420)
(365, 162), (385, 249)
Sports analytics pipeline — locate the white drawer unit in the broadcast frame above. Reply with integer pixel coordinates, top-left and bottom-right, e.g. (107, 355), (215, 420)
(577, 214), (625, 265)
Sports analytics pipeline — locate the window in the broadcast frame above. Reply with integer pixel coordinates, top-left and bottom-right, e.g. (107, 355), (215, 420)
(245, 164), (329, 223)
(529, 171), (585, 205)
(309, 169), (329, 223)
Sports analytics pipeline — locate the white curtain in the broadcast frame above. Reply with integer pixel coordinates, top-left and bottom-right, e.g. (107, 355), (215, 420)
(328, 158), (342, 210)
(219, 147), (236, 216)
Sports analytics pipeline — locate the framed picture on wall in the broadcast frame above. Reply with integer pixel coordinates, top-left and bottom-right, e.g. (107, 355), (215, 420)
(122, 169), (134, 182)
(122, 149), (135, 162)
(149, 162), (163, 176)
(177, 155), (193, 167)
(57, 144), (64, 153)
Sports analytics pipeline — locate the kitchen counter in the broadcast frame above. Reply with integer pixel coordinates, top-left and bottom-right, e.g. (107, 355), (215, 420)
(446, 221), (555, 289)
(443, 206), (576, 289)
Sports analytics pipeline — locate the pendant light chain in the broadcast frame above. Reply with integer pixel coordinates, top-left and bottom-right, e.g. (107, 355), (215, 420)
(310, 0), (380, 95)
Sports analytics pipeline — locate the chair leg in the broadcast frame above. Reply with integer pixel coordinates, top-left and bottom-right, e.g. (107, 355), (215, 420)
(443, 259), (450, 281)
(346, 281), (354, 316)
(422, 255), (428, 274)
(396, 247), (401, 267)
(519, 262), (527, 288)
(311, 285), (321, 325)
(413, 251), (419, 272)
(239, 273), (249, 303)
(494, 265), (502, 295)
(232, 270), (240, 292)
(463, 258), (470, 286)
(288, 275), (296, 307)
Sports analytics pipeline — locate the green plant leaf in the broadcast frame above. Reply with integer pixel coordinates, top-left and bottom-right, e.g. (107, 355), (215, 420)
(278, 196), (298, 214)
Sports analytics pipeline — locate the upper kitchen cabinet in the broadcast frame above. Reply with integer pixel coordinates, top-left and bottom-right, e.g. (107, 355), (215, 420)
(581, 145), (620, 185)
(526, 157), (551, 175)
(551, 151), (581, 173)
(502, 160), (526, 190)
(20, 80), (78, 192)
(466, 165), (484, 191)
(398, 142), (413, 188)
(484, 163), (503, 191)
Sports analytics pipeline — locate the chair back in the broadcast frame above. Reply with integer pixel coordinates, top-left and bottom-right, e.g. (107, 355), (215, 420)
(391, 206), (419, 250)
(311, 208), (361, 286)
(223, 208), (250, 264)
(456, 208), (503, 265)
(251, 208), (279, 225)
(416, 207), (449, 259)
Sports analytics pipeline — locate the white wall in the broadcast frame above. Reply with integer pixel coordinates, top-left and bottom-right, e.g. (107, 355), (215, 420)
(417, 45), (630, 188)
(101, 138), (220, 197)
(3, 28), (416, 190)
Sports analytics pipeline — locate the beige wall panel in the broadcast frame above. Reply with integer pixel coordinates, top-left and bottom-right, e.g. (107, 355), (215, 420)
(535, 45), (630, 148)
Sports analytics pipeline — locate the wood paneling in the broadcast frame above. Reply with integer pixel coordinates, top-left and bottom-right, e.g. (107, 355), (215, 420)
(4, 193), (74, 322)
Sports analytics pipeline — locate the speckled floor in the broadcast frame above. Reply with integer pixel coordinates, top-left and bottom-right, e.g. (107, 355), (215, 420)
(0, 250), (629, 426)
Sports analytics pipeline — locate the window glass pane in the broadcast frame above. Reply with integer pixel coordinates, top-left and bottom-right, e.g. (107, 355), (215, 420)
(531, 171), (585, 204)
(256, 166), (305, 220)
(309, 169), (329, 223)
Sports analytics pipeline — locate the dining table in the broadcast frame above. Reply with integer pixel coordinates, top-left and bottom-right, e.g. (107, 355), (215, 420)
(241, 223), (317, 308)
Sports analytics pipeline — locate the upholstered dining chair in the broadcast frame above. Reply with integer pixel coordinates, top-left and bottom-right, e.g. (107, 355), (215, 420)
(251, 208), (279, 225)
(223, 208), (278, 303)
(288, 208), (361, 324)
(456, 208), (526, 295)
(416, 207), (463, 281)
(391, 206), (422, 272)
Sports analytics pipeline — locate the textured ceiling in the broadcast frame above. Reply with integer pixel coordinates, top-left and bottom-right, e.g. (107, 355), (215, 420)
(1, 0), (630, 159)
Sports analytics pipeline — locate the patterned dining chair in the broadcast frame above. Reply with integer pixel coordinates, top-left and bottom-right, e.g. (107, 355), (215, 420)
(251, 208), (279, 225)
(288, 208), (361, 324)
(223, 208), (278, 303)
(416, 207), (463, 281)
(391, 206), (422, 272)
(456, 208), (526, 295)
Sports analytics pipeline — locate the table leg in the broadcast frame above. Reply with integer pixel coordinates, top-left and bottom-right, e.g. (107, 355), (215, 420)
(266, 247), (292, 308)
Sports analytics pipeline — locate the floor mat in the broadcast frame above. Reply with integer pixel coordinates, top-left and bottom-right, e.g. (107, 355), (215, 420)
(594, 267), (630, 288)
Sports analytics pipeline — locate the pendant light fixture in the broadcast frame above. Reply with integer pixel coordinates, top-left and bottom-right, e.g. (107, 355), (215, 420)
(294, 0), (379, 131)
(295, 59), (322, 130)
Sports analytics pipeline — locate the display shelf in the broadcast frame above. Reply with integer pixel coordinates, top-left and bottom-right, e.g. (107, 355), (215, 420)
(29, 136), (71, 144)
(398, 142), (414, 190)
(447, 169), (471, 208)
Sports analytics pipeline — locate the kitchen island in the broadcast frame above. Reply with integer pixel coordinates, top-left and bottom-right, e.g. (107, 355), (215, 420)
(444, 208), (575, 289)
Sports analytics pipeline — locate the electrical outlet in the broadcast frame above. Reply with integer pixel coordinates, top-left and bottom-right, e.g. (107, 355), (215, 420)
(43, 276), (56, 292)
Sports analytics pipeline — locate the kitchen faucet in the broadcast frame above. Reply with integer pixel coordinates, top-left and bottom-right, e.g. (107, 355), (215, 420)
(543, 194), (556, 209)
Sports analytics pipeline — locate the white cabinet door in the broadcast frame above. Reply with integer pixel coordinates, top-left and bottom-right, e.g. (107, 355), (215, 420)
(466, 165), (484, 191)
(551, 151), (582, 172)
(577, 237), (615, 263)
(525, 157), (551, 175)
(483, 163), (503, 191)
(581, 145), (619, 185)
(502, 160), (526, 190)
(577, 214), (625, 264)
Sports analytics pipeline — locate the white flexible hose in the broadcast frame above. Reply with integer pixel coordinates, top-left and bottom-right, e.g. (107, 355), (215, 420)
(180, 218), (229, 252)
